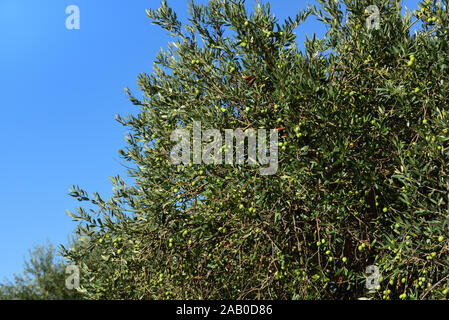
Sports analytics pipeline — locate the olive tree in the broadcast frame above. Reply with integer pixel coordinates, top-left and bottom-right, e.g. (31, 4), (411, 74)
(62, 0), (449, 300)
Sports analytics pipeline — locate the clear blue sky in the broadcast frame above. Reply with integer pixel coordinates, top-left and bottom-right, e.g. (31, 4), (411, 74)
(0, 0), (420, 281)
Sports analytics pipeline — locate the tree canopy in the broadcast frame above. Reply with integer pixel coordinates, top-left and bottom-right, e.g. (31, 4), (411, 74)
(61, 0), (449, 300)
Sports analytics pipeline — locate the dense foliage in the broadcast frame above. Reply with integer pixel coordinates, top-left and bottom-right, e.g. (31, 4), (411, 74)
(62, 0), (449, 299)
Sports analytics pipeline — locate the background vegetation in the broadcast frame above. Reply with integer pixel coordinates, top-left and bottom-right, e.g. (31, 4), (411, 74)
(0, 241), (80, 300)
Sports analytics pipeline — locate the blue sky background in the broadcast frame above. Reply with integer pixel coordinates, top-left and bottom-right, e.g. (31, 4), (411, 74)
(0, 0), (420, 281)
